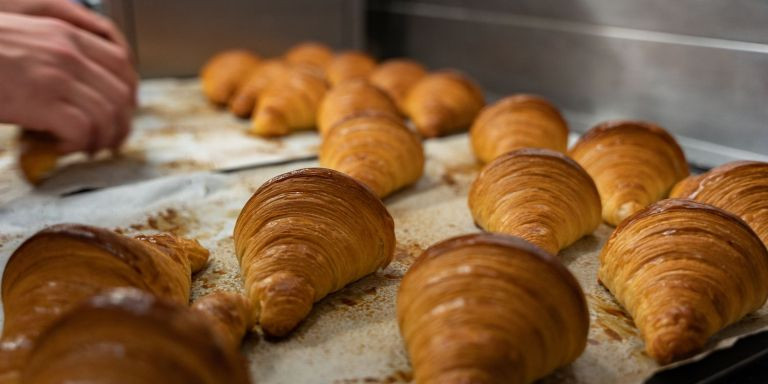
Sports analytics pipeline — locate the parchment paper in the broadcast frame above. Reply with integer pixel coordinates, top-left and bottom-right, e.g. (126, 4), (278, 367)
(1, 133), (767, 384)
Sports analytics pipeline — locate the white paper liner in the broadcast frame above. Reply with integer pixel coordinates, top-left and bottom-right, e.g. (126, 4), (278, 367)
(1, 133), (767, 383)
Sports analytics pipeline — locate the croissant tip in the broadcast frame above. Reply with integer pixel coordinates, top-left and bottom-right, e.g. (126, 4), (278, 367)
(251, 110), (289, 137)
(648, 332), (705, 365)
(257, 272), (316, 338)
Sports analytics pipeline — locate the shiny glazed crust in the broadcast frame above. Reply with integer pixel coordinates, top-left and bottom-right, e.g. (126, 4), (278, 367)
(283, 42), (333, 71)
(397, 233), (589, 384)
(469, 148), (602, 255)
(470, 94), (568, 163)
(201, 50), (260, 105)
(249, 66), (328, 137)
(325, 51), (377, 86)
(369, 59), (427, 113)
(569, 120), (689, 226)
(21, 288), (249, 384)
(316, 79), (400, 136)
(599, 199), (768, 364)
(0, 224), (209, 381)
(233, 168), (395, 336)
(404, 70), (485, 138)
(228, 60), (290, 118)
(670, 161), (768, 247)
(320, 111), (424, 198)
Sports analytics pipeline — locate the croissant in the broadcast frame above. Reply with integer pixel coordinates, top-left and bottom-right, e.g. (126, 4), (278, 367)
(319, 112), (424, 198)
(398, 233), (589, 384)
(191, 291), (255, 349)
(325, 51), (377, 86)
(316, 79), (400, 136)
(284, 41), (333, 71)
(233, 168), (395, 337)
(18, 132), (59, 185)
(249, 66), (328, 137)
(670, 161), (768, 247)
(0, 224), (209, 380)
(404, 70), (485, 138)
(569, 120), (689, 226)
(470, 94), (568, 163)
(599, 199), (768, 364)
(468, 148), (601, 255)
(369, 58), (427, 113)
(20, 288), (250, 384)
(228, 60), (290, 118)
(201, 50), (260, 105)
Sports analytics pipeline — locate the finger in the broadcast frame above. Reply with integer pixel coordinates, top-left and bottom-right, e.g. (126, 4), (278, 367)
(53, 0), (131, 52)
(68, 44), (134, 116)
(34, 102), (93, 154)
(111, 107), (132, 149)
(73, 28), (137, 104)
(63, 81), (118, 153)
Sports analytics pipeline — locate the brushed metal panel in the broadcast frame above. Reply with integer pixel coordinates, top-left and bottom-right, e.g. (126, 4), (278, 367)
(370, 0), (768, 45)
(128, 0), (364, 77)
(370, 11), (768, 161)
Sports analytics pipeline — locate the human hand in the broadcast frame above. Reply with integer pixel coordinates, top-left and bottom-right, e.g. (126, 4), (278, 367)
(0, 12), (136, 153)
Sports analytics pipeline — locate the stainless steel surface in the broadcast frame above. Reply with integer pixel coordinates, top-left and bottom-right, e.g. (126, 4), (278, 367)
(105, 0), (365, 77)
(371, 0), (768, 44)
(369, 1), (768, 167)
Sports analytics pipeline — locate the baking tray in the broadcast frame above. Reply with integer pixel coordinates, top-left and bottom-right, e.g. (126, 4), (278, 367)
(1, 80), (767, 383)
(2, 137), (768, 384)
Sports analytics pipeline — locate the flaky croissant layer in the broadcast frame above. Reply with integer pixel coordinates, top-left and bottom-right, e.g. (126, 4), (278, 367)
(229, 60), (290, 118)
(317, 80), (399, 136)
(369, 59), (427, 113)
(404, 70), (485, 138)
(0, 224), (209, 382)
(320, 111), (424, 198)
(234, 168), (395, 337)
(283, 41), (333, 72)
(599, 199), (768, 364)
(201, 50), (260, 105)
(21, 288), (250, 384)
(670, 160), (768, 248)
(398, 234), (589, 384)
(570, 120), (689, 226)
(469, 148), (601, 255)
(249, 66), (328, 137)
(470, 94), (568, 163)
(325, 51), (377, 86)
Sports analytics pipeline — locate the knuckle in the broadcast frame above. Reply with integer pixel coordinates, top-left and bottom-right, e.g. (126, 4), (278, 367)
(47, 45), (80, 66)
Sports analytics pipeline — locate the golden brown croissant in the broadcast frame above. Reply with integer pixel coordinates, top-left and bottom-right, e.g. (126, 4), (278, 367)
(325, 51), (377, 86)
(21, 288), (250, 384)
(470, 94), (568, 163)
(191, 291), (255, 349)
(599, 199), (768, 364)
(398, 233), (589, 384)
(0, 224), (209, 380)
(468, 148), (601, 255)
(228, 59), (290, 118)
(233, 168), (395, 337)
(201, 50), (260, 105)
(319, 112), (424, 198)
(316, 79), (399, 136)
(18, 132), (59, 185)
(249, 66), (328, 137)
(284, 41), (333, 71)
(369, 58), (427, 113)
(670, 161), (768, 247)
(569, 120), (689, 226)
(404, 70), (485, 138)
